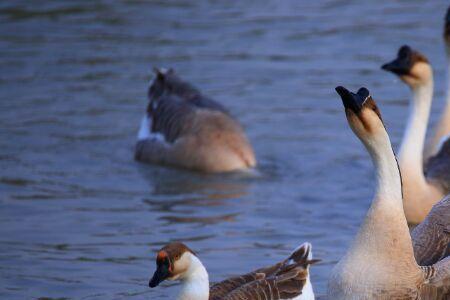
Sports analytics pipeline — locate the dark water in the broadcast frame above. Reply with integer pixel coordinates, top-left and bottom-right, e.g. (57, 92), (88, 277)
(1, 1), (448, 299)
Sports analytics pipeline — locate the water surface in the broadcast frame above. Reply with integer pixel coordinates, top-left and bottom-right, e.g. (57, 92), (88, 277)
(1, 1), (449, 299)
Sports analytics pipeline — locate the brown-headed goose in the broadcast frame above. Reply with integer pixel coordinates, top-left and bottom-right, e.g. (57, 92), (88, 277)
(149, 242), (318, 300)
(382, 46), (450, 224)
(428, 7), (450, 157)
(328, 86), (450, 299)
(135, 68), (256, 173)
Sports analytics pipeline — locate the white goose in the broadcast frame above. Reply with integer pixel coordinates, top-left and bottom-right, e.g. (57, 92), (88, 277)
(328, 86), (450, 299)
(382, 46), (450, 224)
(148, 242), (318, 300)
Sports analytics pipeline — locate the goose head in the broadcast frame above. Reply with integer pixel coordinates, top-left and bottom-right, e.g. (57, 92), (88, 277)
(149, 242), (197, 287)
(148, 68), (198, 103)
(381, 45), (431, 89)
(335, 86), (386, 149)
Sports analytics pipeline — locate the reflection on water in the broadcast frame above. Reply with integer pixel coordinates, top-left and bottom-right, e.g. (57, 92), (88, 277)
(0, 0), (449, 299)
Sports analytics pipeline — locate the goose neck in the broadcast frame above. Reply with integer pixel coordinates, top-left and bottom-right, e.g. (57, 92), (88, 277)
(178, 255), (209, 300)
(398, 82), (433, 178)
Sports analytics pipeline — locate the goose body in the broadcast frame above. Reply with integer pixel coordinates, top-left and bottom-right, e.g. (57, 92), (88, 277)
(135, 68), (256, 173)
(382, 45), (450, 224)
(328, 86), (450, 299)
(149, 242), (318, 300)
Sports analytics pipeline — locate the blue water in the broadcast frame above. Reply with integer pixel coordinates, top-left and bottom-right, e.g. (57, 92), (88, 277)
(0, 1), (448, 299)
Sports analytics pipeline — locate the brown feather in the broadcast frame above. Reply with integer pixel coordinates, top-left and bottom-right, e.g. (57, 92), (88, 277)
(420, 256), (450, 299)
(210, 243), (316, 299)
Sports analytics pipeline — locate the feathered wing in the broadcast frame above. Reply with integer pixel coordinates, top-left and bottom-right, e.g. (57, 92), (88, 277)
(412, 195), (450, 266)
(147, 70), (231, 144)
(430, 256), (450, 288)
(150, 94), (197, 143)
(221, 265), (309, 300)
(426, 138), (450, 194)
(420, 256), (450, 299)
(209, 243), (316, 300)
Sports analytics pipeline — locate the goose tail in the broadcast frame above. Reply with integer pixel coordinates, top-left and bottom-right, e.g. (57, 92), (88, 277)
(286, 242), (320, 268)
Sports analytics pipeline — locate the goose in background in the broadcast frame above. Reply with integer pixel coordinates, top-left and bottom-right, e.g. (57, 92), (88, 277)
(427, 7), (450, 158)
(329, 86), (450, 299)
(149, 242), (318, 300)
(135, 68), (256, 173)
(382, 46), (450, 224)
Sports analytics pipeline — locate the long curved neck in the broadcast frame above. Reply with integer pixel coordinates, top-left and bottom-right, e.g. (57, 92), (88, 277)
(399, 81), (433, 182)
(178, 255), (209, 300)
(350, 131), (413, 260)
(368, 135), (403, 212)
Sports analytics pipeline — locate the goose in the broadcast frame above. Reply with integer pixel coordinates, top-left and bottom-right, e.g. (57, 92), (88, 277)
(428, 7), (450, 158)
(381, 45), (450, 224)
(148, 242), (318, 300)
(328, 86), (450, 299)
(135, 68), (256, 173)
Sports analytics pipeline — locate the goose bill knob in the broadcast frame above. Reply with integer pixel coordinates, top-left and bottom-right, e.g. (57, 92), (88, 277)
(335, 86), (371, 113)
(381, 45), (414, 75)
(149, 251), (172, 287)
(335, 86), (384, 139)
(149, 242), (195, 288)
(381, 45), (431, 88)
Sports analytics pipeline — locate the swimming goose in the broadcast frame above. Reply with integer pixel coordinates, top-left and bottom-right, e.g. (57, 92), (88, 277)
(382, 45), (450, 224)
(149, 242), (318, 300)
(428, 7), (450, 157)
(328, 86), (450, 299)
(135, 68), (256, 173)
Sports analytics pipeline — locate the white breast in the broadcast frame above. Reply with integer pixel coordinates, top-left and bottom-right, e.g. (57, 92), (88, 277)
(292, 275), (314, 300)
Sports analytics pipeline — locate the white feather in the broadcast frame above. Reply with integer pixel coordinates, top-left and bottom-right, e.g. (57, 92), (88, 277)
(178, 254), (209, 300)
(294, 277), (314, 300)
(137, 115), (151, 140)
(137, 115), (166, 142)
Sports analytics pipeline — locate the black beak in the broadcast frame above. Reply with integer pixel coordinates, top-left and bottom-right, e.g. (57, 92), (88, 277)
(335, 86), (370, 113)
(149, 264), (170, 288)
(381, 45), (412, 75)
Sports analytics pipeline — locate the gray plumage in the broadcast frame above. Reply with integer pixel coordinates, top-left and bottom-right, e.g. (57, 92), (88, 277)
(412, 195), (450, 266)
(148, 69), (230, 143)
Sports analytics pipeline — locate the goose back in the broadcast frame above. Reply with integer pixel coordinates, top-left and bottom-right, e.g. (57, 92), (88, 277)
(148, 69), (232, 143)
(220, 265), (308, 300)
(210, 243), (316, 300)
